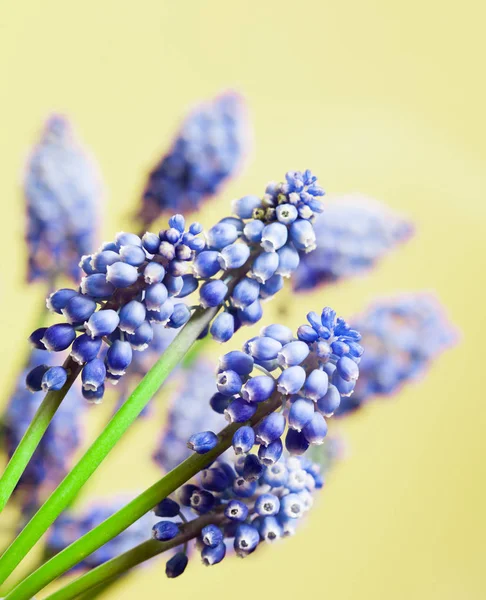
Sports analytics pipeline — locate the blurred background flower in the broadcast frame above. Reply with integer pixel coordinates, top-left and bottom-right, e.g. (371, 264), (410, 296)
(292, 196), (413, 291)
(138, 91), (249, 226)
(24, 114), (102, 283)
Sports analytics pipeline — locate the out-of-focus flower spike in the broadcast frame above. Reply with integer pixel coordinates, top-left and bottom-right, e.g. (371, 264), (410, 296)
(293, 196), (413, 291)
(336, 293), (457, 416)
(25, 115), (102, 282)
(46, 496), (155, 569)
(153, 360), (227, 473)
(139, 91), (249, 224)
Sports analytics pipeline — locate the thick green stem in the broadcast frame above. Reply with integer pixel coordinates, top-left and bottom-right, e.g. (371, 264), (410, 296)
(0, 306), (218, 586)
(5, 393), (282, 599)
(0, 357), (82, 513)
(43, 510), (227, 600)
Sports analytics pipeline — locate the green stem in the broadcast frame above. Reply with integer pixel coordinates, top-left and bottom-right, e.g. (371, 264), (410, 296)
(0, 357), (82, 513)
(43, 510), (227, 600)
(4, 393), (282, 599)
(181, 335), (211, 368)
(0, 305), (218, 586)
(0, 279), (55, 464)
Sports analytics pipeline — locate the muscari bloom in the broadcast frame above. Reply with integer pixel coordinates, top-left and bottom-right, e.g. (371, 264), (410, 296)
(25, 114), (101, 282)
(190, 307), (361, 463)
(3, 349), (85, 515)
(139, 91), (248, 224)
(293, 195), (412, 291)
(198, 170), (326, 342)
(26, 216), (206, 403)
(45, 497), (156, 570)
(336, 293), (457, 416)
(26, 171), (324, 402)
(153, 359), (227, 472)
(152, 445), (341, 576)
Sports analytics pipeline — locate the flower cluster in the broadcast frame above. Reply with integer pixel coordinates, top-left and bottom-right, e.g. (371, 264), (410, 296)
(197, 170), (325, 342)
(336, 293), (457, 416)
(188, 308), (361, 466)
(25, 114), (101, 282)
(45, 497), (155, 570)
(152, 451), (328, 577)
(26, 216), (205, 403)
(153, 359), (227, 472)
(3, 349), (85, 514)
(292, 196), (412, 291)
(139, 91), (248, 224)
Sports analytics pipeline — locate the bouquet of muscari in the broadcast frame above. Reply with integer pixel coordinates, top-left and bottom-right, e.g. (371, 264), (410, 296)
(0, 93), (456, 600)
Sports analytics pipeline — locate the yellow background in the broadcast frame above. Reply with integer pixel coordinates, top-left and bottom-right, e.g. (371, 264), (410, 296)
(0, 1), (485, 599)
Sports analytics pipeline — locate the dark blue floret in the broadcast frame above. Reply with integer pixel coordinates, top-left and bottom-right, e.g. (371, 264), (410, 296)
(166, 552), (189, 578)
(154, 498), (181, 518)
(242, 454), (263, 482)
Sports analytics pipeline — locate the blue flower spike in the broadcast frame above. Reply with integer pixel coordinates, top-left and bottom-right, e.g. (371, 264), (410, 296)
(196, 306), (362, 475)
(26, 213), (206, 403)
(195, 170), (325, 342)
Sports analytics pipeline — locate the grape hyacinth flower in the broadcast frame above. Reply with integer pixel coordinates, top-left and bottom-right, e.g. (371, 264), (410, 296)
(190, 307), (361, 464)
(153, 360), (227, 473)
(139, 91), (249, 224)
(25, 114), (101, 282)
(152, 448), (338, 576)
(336, 293), (457, 416)
(26, 170), (325, 402)
(3, 349), (85, 513)
(27, 216), (206, 403)
(45, 497), (156, 570)
(293, 196), (413, 291)
(198, 170), (326, 342)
